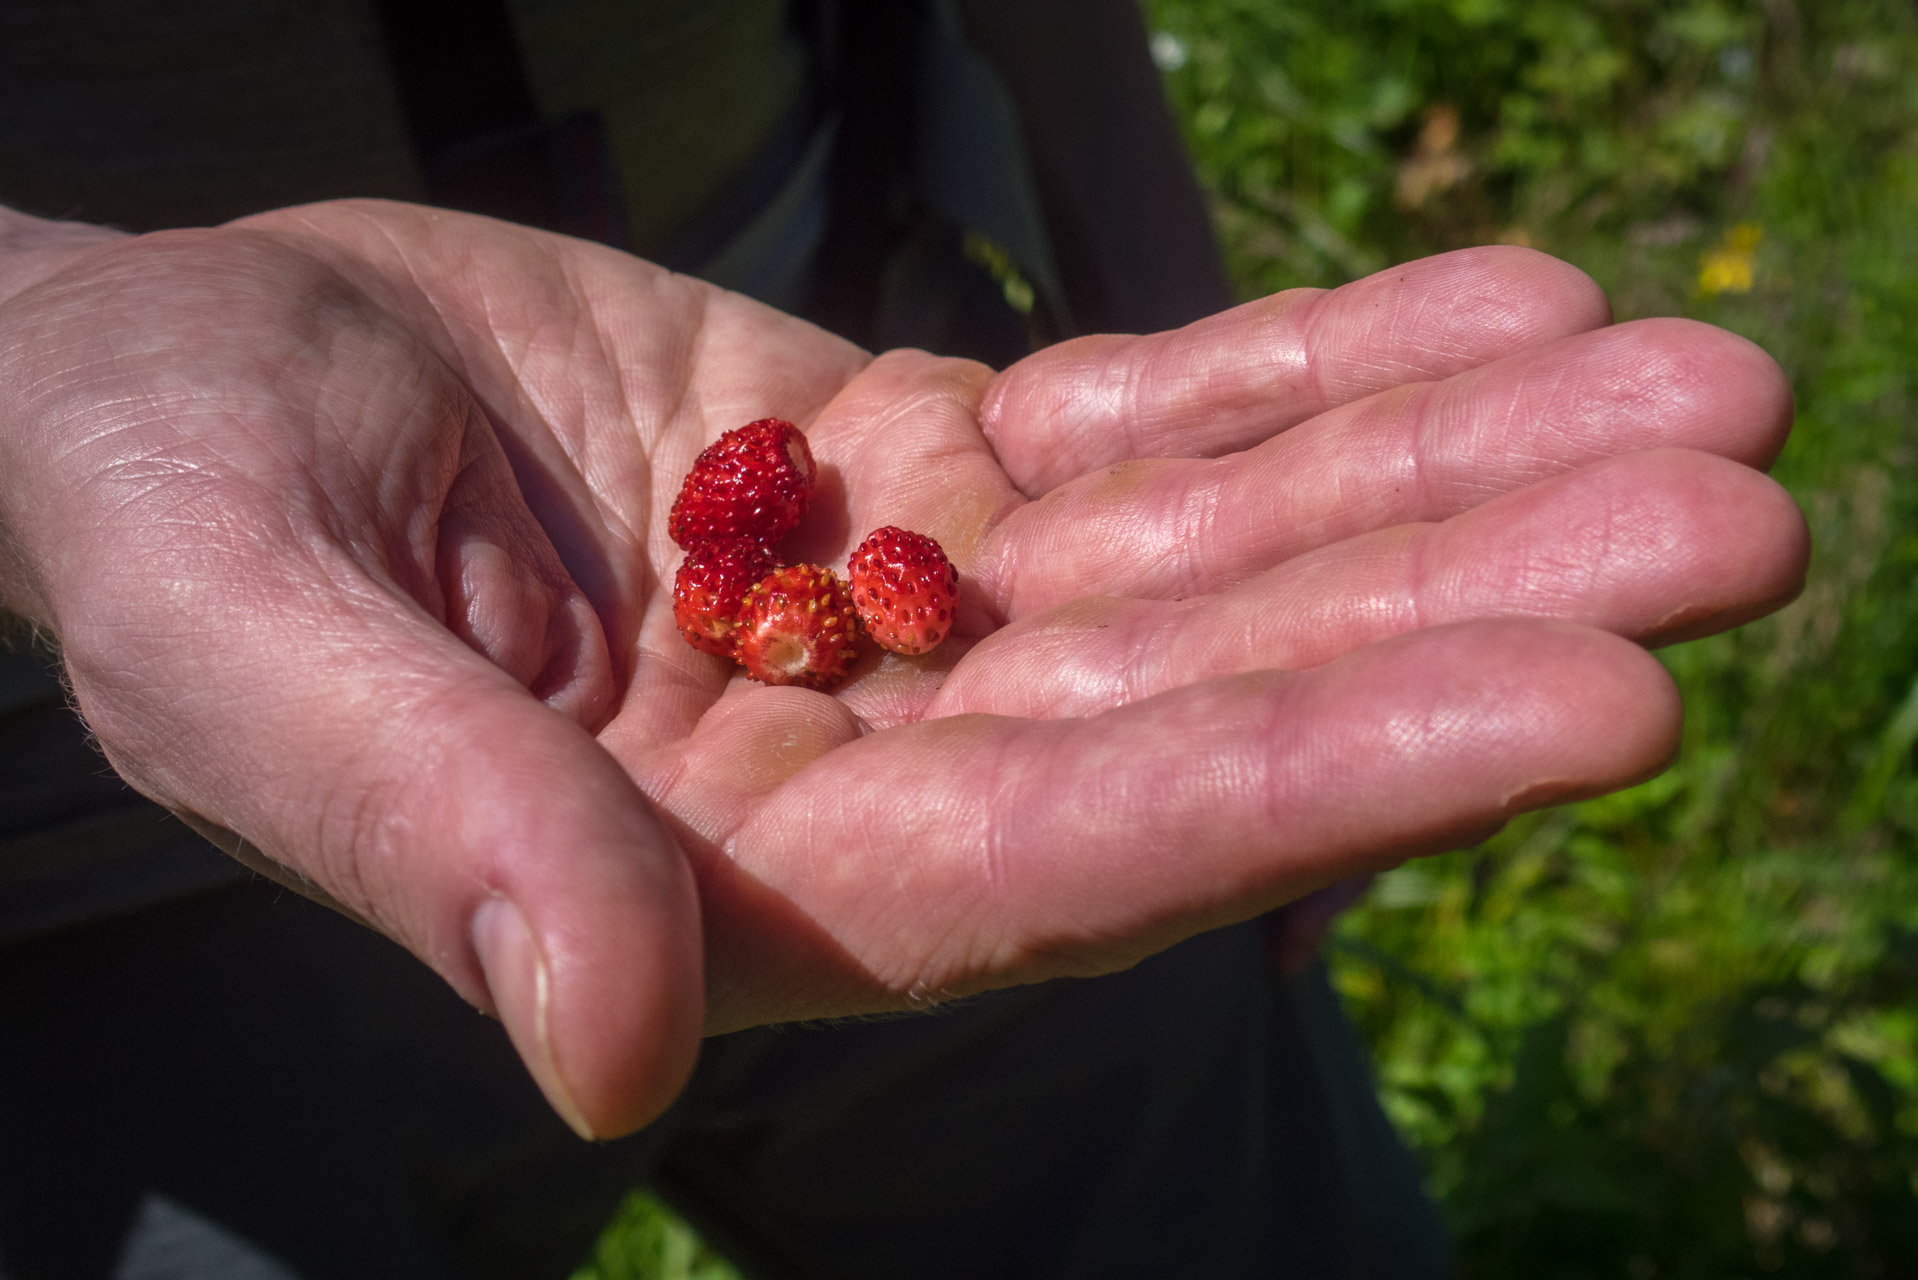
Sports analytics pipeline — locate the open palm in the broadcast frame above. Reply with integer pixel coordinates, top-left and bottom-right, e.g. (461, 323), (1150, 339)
(0, 200), (1804, 1137)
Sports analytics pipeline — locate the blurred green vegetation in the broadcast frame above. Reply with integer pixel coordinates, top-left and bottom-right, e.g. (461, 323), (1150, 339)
(590, 2), (1918, 1275)
(573, 1192), (742, 1280)
(1144, 0), (1918, 1274)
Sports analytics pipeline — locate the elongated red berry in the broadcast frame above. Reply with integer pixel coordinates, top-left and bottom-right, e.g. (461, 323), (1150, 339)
(847, 526), (958, 655)
(669, 418), (817, 549)
(673, 540), (780, 657)
(735, 564), (860, 689)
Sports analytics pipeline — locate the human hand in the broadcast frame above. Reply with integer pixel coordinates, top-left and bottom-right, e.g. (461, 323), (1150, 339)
(0, 201), (1803, 1136)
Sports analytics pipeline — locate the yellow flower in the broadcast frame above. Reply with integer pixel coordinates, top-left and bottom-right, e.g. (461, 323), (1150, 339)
(1699, 222), (1763, 296)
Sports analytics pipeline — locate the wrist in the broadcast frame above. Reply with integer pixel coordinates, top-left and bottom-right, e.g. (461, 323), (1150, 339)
(0, 211), (126, 628)
(0, 208), (126, 305)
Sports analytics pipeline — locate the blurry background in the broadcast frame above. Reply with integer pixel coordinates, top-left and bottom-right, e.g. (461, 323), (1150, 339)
(581, 1), (1918, 1275)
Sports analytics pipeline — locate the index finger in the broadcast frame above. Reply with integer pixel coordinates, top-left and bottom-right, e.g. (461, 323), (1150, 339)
(980, 246), (1611, 494)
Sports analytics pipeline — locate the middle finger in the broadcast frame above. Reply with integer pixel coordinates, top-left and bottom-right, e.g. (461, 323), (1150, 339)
(937, 448), (1808, 720)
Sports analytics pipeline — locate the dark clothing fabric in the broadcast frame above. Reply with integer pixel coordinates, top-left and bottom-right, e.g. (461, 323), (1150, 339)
(0, 644), (244, 943)
(0, 0), (810, 259)
(0, 882), (1450, 1280)
(955, 2), (1232, 336)
(662, 921), (1450, 1280)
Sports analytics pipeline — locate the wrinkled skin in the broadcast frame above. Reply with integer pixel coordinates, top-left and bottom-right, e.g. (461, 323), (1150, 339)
(0, 201), (1807, 1137)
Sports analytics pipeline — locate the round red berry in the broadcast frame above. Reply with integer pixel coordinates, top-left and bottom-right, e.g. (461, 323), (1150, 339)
(673, 540), (780, 657)
(669, 418), (817, 549)
(734, 564), (860, 689)
(846, 526), (959, 656)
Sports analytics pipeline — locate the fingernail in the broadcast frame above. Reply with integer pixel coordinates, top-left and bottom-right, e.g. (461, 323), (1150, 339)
(1501, 776), (1590, 813)
(472, 897), (596, 1140)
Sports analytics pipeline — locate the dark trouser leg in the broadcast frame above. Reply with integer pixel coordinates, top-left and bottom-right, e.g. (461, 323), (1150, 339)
(658, 923), (1453, 1280)
(1, 884), (1449, 1279)
(0, 882), (671, 1280)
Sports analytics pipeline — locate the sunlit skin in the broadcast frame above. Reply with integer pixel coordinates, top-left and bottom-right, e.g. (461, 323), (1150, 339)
(0, 201), (1807, 1138)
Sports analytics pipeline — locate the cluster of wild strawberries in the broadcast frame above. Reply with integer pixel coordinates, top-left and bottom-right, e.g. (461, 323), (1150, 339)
(669, 418), (959, 690)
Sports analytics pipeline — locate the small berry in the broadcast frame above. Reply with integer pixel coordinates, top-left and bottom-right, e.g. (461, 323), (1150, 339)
(735, 564), (861, 689)
(846, 526), (959, 655)
(673, 540), (780, 657)
(669, 418), (817, 549)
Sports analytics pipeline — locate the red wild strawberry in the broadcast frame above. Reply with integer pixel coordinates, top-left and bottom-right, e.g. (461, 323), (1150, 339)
(673, 540), (780, 657)
(669, 418), (817, 549)
(846, 526), (958, 656)
(734, 564), (860, 689)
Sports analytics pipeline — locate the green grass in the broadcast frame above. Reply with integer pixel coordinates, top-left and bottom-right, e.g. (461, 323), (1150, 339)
(589, 3), (1918, 1274)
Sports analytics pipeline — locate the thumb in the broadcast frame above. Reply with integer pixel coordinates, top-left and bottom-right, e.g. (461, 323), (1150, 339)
(68, 601), (704, 1140)
(0, 226), (704, 1138)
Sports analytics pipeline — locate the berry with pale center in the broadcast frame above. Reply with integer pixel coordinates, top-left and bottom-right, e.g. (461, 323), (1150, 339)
(673, 540), (780, 657)
(734, 564), (860, 689)
(846, 526), (959, 655)
(669, 418), (816, 549)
